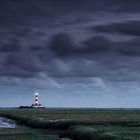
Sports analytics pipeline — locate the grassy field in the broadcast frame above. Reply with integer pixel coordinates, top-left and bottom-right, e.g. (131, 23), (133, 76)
(0, 128), (70, 140)
(1, 108), (140, 122)
(0, 108), (140, 140)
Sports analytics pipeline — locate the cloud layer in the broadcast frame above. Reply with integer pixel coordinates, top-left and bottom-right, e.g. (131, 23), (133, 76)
(0, 0), (140, 107)
(94, 21), (140, 36)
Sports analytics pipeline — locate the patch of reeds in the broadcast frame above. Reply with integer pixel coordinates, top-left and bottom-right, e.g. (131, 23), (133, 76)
(0, 134), (62, 140)
(60, 126), (136, 140)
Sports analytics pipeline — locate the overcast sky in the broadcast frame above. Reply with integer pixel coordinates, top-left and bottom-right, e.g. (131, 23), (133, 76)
(1, 0), (140, 107)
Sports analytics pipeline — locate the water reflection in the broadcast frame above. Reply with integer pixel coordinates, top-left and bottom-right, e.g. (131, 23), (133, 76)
(0, 117), (16, 128)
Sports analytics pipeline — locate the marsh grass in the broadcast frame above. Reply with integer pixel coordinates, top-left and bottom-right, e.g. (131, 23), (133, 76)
(0, 135), (61, 140)
(61, 126), (140, 140)
(1, 109), (140, 140)
(2, 108), (140, 125)
(0, 128), (67, 140)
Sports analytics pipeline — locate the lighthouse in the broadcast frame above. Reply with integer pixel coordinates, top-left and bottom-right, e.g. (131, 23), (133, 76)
(31, 93), (44, 108)
(35, 93), (39, 108)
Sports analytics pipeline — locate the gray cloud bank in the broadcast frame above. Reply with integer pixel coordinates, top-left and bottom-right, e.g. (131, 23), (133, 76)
(94, 21), (140, 37)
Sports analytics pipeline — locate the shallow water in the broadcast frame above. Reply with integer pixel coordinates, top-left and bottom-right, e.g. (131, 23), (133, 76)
(0, 117), (16, 128)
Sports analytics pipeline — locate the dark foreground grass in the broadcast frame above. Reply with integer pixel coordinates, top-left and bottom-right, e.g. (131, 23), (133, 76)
(0, 108), (140, 140)
(60, 125), (140, 140)
(0, 128), (71, 140)
(0, 135), (60, 140)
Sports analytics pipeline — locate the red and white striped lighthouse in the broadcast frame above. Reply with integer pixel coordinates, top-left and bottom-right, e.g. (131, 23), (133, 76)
(35, 93), (39, 108)
(31, 93), (44, 108)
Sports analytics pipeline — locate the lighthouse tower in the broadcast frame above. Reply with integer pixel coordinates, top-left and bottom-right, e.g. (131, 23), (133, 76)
(35, 93), (39, 108)
(31, 93), (44, 108)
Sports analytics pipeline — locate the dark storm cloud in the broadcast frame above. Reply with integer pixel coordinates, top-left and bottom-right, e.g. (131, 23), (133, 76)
(0, 0), (87, 24)
(0, 65), (36, 78)
(48, 0), (140, 13)
(0, 52), (47, 78)
(49, 33), (113, 56)
(0, 0), (140, 81)
(30, 46), (43, 52)
(5, 53), (43, 73)
(48, 33), (77, 56)
(0, 39), (20, 52)
(100, 0), (140, 12)
(48, 32), (140, 57)
(116, 38), (140, 56)
(82, 36), (112, 53)
(0, 30), (139, 80)
(0, 0), (140, 27)
(94, 21), (140, 36)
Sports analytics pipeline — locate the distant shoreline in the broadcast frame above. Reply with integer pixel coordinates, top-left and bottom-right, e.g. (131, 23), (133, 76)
(1, 107), (140, 110)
